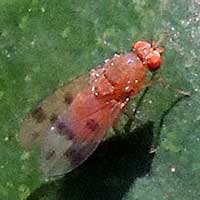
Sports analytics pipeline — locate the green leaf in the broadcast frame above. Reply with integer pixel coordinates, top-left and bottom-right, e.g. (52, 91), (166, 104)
(1, 0), (199, 199)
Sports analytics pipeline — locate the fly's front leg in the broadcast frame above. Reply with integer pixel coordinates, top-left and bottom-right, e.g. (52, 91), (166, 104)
(144, 77), (191, 96)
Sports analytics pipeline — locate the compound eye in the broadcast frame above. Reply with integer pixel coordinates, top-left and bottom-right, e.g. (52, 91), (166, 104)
(133, 40), (151, 50)
(147, 51), (162, 70)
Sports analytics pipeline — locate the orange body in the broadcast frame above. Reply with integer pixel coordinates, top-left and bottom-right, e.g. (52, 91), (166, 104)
(68, 52), (146, 141)
(23, 40), (163, 177)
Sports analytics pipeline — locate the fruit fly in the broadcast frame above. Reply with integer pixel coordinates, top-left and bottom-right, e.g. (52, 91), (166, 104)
(19, 40), (165, 178)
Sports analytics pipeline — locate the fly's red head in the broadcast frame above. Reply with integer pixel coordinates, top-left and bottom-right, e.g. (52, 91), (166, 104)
(133, 40), (164, 70)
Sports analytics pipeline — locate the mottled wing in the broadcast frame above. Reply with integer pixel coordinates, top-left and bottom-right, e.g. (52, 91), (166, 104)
(41, 92), (122, 177)
(19, 74), (89, 148)
(18, 74), (91, 179)
(19, 73), (121, 179)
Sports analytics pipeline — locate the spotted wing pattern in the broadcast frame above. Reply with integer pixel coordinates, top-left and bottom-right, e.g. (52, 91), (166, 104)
(19, 74), (122, 178)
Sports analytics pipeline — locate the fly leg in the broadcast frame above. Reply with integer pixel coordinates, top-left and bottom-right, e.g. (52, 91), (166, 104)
(123, 72), (191, 134)
(144, 77), (191, 96)
(123, 72), (157, 133)
(123, 109), (144, 133)
(112, 111), (143, 135)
